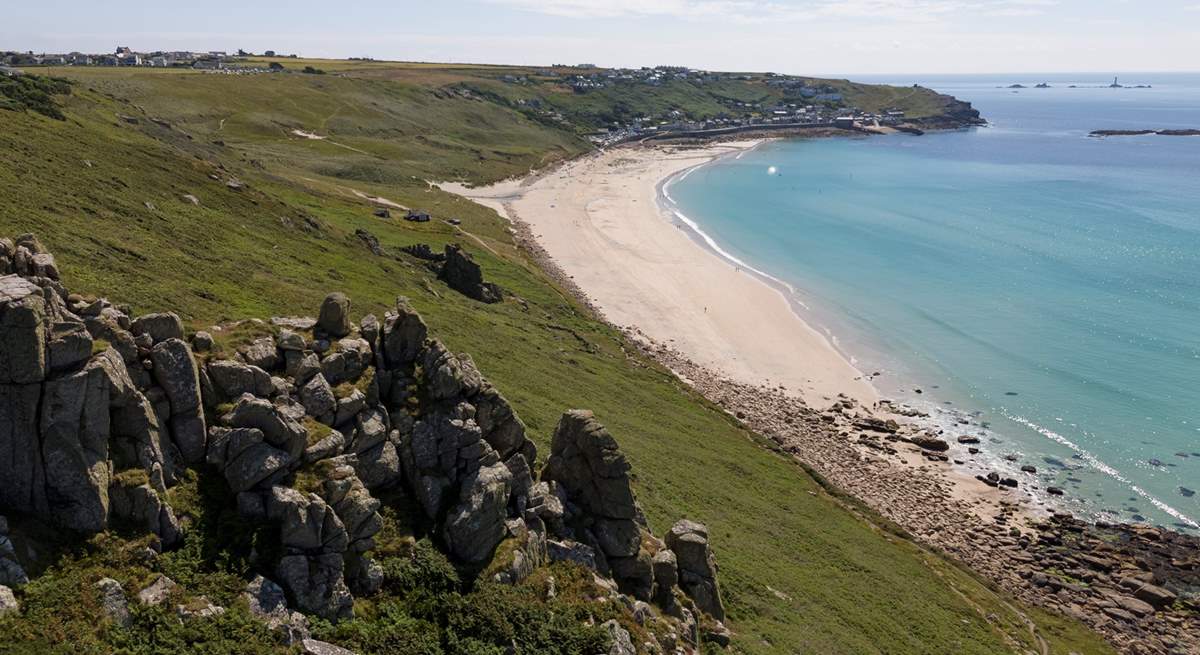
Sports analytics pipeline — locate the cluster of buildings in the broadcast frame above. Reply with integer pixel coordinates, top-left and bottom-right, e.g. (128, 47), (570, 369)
(561, 65), (727, 92)
(588, 105), (910, 147)
(1, 47), (283, 71)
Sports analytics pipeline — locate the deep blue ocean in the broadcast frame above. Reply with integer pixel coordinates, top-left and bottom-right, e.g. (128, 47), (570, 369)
(667, 73), (1200, 531)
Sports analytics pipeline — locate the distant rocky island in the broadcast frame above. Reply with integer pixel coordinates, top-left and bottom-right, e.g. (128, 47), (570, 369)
(1090, 129), (1200, 137)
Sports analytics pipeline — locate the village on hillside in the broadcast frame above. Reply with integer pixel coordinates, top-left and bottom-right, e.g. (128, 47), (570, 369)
(1, 50), (912, 144)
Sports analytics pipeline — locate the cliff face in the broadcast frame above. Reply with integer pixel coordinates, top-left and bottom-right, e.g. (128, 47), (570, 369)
(913, 91), (986, 129)
(0, 233), (730, 652)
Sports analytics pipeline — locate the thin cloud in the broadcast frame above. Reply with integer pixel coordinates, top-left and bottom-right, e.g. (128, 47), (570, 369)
(486, 0), (1058, 21)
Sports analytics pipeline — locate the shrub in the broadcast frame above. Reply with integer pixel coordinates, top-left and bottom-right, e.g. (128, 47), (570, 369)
(0, 73), (72, 120)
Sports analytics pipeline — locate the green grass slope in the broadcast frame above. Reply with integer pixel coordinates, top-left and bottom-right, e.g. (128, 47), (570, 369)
(0, 65), (1112, 655)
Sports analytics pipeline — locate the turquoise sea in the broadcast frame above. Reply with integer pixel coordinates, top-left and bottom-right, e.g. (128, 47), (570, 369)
(666, 73), (1200, 531)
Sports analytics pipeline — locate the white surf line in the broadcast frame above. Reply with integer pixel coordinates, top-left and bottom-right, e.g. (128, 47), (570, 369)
(1005, 413), (1199, 530)
(660, 160), (812, 312)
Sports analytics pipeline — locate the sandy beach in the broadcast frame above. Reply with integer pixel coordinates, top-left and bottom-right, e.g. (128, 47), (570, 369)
(442, 139), (1033, 515)
(442, 141), (878, 409)
(441, 142), (1200, 653)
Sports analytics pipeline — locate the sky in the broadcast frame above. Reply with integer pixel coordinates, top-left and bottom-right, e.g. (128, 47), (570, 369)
(3, 0), (1199, 75)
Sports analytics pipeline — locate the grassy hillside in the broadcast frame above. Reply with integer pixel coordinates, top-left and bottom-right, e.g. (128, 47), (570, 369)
(0, 63), (1112, 654)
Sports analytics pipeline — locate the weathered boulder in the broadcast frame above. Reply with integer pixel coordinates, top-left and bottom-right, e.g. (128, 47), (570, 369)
(666, 520), (725, 621)
(110, 391), (176, 490)
(207, 359), (273, 400)
(0, 275), (47, 384)
(266, 486), (348, 553)
(31, 252), (60, 280)
(191, 331), (214, 352)
(321, 339), (371, 386)
(138, 574), (177, 606)
(47, 319), (92, 374)
(243, 575), (311, 644)
(610, 548), (654, 601)
(95, 577), (132, 627)
(541, 411), (645, 560)
(300, 639), (357, 655)
(909, 434), (950, 452)
(318, 458), (383, 553)
(130, 312), (184, 344)
(207, 427), (292, 493)
(240, 336), (280, 371)
(603, 619), (636, 655)
(421, 341), (482, 401)
(443, 461), (512, 563)
(300, 374), (337, 422)
(226, 394), (308, 460)
(277, 329), (306, 352)
(651, 548), (678, 607)
(352, 436), (402, 490)
(547, 537), (597, 568)
(381, 297), (427, 368)
(276, 553), (353, 621)
(110, 480), (182, 547)
(40, 365), (112, 532)
(473, 385), (531, 462)
(150, 338), (206, 465)
(317, 293), (351, 339)
(0, 382), (45, 517)
(0, 585), (18, 616)
(439, 244), (501, 303)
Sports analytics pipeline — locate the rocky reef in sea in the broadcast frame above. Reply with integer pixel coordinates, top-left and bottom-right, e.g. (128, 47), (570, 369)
(0, 233), (730, 653)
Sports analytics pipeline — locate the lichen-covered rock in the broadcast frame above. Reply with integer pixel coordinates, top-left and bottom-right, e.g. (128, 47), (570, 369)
(300, 639), (357, 655)
(240, 336), (280, 371)
(421, 341), (482, 401)
(439, 244), (502, 303)
(110, 480), (182, 547)
(138, 574), (177, 606)
(0, 585), (19, 616)
(277, 329), (306, 352)
(317, 293), (351, 339)
(651, 548), (678, 607)
(47, 318), (92, 374)
(95, 577), (132, 627)
(39, 365), (112, 532)
(130, 312), (184, 345)
(0, 275), (47, 384)
(666, 520), (725, 621)
(542, 410), (639, 522)
(207, 427), (292, 492)
(150, 338), (206, 465)
(111, 391), (176, 490)
(473, 385), (531, 462)
(603, 619), (636, 655)
(207, 359), (273, 400)
(226, 394), (308, 460)
(443, 461), (512, 563)
(243, 575), (311, 644)
(321, 339), (371, 387)
(381, 297), (427, 368)
(277, 553), (353, 621)
(0, 382), (45, 518)
(300, 373), (337, 421)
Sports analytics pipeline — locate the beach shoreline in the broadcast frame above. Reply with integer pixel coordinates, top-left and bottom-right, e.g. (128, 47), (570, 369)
(440, 138), (1200, 652)
(442, 140), (881, 408)
(440, 139), (1035, 522)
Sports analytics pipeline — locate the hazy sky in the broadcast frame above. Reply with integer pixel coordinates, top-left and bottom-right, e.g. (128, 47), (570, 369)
(4, 1), (1198, 75)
